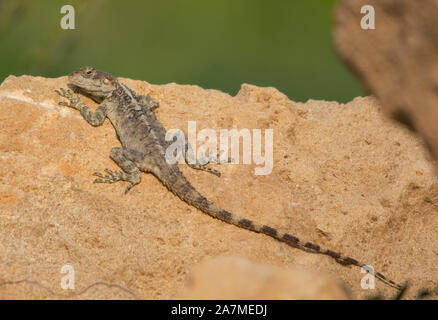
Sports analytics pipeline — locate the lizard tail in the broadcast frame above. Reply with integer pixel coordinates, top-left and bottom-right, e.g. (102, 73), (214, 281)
(158, 165), (402, 290)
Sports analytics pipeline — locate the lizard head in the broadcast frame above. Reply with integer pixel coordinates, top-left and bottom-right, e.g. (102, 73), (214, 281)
(68, 66), (118, 99)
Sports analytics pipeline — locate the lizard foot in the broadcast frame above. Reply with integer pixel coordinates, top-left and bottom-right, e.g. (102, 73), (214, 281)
(93, 169), (123, 183)
(187, 163), (221, 177)
(93, 169), (140, 194)
(55, 88), (81, 109)
(216, 149), (235, 164)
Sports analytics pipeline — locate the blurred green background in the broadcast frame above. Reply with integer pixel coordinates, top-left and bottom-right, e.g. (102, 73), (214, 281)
(0, 0), (364, 102)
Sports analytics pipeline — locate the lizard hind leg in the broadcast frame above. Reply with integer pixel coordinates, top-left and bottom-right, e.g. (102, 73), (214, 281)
(184, 141), (221, 177)
(187, 163), (221, 177)
(93, 147), (141, 194)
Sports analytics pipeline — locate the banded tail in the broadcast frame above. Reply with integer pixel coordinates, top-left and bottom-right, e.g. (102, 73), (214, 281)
(156, 163), (402, 290)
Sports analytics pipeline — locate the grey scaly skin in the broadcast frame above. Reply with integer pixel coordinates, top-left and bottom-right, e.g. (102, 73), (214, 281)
(56, 66), (402, 290)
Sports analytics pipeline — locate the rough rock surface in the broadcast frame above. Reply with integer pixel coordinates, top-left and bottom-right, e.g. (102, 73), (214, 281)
(334, 0), (438, 174)
(177, 256), (351, 299)
(0, 74), (437, 299)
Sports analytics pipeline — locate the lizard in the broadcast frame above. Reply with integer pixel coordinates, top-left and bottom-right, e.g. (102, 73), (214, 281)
(55, 66), (402, 290)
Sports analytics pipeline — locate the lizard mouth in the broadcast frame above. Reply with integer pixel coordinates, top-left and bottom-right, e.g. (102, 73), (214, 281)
(67, 83), (104, 103)
(68, 74), (100, 91)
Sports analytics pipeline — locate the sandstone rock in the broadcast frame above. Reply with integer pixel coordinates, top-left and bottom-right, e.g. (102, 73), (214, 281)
(334, 0), (438, 172)
(177, 256), (351, 299)
(0, 74), (437, 299)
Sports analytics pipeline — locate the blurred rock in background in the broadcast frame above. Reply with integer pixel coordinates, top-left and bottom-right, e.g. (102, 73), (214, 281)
(335, 0), (438, 172)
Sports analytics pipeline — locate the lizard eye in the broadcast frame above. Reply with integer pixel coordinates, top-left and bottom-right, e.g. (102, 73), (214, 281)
(103, 78), (109, 84)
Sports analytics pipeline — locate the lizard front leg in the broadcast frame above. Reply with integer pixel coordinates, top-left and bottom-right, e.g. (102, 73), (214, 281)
(93, 147), (142, 194)
(55, 88), (107, 126)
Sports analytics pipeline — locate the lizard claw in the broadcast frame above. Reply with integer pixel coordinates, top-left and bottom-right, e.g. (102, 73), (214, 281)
(93, 169), (122, 183)
(208, 168), (221, 177)
(58, 101), (72, 107)
(124, 183), (135, 194)
(55, 88), (68, 98)
(93, 171), (108, 179)
(56, 87), (80, 108)
(93, 169), (139, 193)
